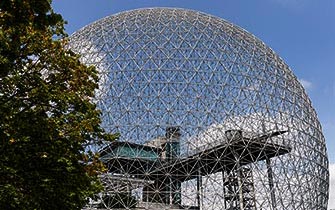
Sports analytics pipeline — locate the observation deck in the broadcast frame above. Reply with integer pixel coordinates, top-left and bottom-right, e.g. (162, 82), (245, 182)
(102, 130), (290, 181)
(98, 129), (291, 209)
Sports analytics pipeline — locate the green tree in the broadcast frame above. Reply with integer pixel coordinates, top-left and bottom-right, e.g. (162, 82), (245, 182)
(0, 0), (116, 209)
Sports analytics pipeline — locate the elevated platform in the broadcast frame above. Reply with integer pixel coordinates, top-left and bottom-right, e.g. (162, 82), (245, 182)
(104, 131), (290, 182)
(98, 130), (291, 209)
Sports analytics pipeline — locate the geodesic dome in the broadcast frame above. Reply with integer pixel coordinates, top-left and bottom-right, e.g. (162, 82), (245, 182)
(69, 8), (329, 210)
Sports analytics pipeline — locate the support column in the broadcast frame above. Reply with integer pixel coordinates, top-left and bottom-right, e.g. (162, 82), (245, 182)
(237, 161), (245, 210)
(266, 158), (276, 210)
(197, 168), (203, 210)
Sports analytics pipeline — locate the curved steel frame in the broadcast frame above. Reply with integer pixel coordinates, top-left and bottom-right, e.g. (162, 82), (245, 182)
(69, 8), (329, 210)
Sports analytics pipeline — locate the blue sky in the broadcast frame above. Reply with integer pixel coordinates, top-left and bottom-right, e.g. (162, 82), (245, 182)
(52, 0), (335, 162)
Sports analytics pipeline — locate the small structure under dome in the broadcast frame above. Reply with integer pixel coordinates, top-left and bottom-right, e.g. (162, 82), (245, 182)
(69, 8), (329, 210)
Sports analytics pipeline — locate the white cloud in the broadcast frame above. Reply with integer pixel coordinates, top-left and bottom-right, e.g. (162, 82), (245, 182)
(322, 120), (335, 162)
(299, 78), (313, 90)
(329, 163), (335, 209)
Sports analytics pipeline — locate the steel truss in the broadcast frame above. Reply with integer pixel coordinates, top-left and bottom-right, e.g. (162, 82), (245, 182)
(69, 8), (329, 210)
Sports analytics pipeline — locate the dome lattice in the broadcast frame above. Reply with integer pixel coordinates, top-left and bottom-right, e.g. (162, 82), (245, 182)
(69, 8), (328, 210)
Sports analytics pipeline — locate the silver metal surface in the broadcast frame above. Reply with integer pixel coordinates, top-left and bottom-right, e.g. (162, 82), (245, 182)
(69, 8), (329, 210)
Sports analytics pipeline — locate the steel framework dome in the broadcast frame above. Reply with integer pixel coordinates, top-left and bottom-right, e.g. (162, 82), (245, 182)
(69, 8), (329, 210)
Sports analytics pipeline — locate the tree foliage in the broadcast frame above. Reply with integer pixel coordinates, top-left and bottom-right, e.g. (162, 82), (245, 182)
(0, 1), (116, 209)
